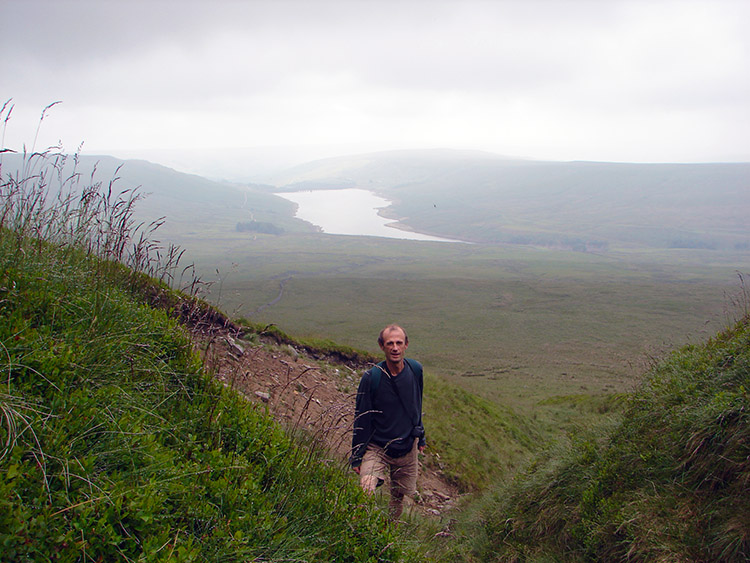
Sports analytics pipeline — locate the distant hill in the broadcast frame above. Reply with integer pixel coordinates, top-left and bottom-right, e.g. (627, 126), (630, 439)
(4, 149), (748, 252)
(0, 152), (314, 240)
(268, 149), (750, 252)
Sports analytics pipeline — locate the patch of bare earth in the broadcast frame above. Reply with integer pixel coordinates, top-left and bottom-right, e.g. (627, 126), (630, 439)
(189, 324), (459, 519)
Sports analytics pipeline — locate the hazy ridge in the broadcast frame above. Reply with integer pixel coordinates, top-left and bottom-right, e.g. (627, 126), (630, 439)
(266, 149), (750, 251)
(4, 148), (748, 253)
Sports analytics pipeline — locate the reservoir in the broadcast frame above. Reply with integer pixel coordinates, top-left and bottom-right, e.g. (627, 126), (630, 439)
(276, 188), (457, 242)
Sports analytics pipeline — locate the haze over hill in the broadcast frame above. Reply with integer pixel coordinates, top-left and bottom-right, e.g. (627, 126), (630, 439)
(4, 148), (748, 254)
(0, 152), (315, 243)
(267, 149), (750, 252)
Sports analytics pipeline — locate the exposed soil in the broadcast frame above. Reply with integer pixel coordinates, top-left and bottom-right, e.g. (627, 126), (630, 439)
(187, 322), (460, 520)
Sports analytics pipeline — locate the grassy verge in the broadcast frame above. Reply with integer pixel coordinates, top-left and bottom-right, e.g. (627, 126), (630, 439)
(235, 318), (380, 367)
(423, 376), (543, 491)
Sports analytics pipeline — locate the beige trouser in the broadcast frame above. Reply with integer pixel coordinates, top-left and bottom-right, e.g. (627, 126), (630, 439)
(359, 438), (419, 519)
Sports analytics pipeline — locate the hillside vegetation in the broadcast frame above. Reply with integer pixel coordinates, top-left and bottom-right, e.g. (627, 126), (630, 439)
(0, 152), (317, 244)
(457, 300), (750, 561)
(0, 148), (413, 561)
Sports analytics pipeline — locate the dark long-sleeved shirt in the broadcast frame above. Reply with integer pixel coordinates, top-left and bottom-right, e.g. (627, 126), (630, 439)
(350, 359), (425, 467)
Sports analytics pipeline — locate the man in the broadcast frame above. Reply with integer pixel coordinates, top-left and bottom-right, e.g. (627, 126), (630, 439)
(350, 324), (425, 519)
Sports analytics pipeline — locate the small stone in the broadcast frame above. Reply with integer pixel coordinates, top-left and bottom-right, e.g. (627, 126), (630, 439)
(226, 335), (245, 356)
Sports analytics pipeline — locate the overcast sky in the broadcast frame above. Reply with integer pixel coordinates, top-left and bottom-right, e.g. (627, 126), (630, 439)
(2, 0), (749, 165)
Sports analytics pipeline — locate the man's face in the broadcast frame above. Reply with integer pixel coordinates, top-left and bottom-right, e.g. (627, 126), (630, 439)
(380, 328), (409, 365)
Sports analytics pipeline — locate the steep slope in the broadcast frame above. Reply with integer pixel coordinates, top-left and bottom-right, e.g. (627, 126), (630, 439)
(0, 237), (414, 561)
(472, 304), (750, 561)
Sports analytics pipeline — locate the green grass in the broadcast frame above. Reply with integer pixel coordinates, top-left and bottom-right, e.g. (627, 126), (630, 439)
(0, 244), (405, 560)
(423, 376), (543, 491)
(463, 310), (750, 562)
(0, 145), (423, 562)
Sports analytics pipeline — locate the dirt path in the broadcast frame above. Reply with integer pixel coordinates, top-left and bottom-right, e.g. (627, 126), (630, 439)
(189, 325), (460, 518)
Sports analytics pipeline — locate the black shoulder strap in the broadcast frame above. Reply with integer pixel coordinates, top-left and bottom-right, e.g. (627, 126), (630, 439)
(369, 361), (386, 396)
(404, 358), (423, 385)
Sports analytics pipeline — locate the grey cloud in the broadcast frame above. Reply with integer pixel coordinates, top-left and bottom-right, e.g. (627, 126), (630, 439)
(2, 0), (749, 162)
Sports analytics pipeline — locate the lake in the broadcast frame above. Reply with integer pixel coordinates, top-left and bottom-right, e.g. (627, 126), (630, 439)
(276, 188), (458, 242)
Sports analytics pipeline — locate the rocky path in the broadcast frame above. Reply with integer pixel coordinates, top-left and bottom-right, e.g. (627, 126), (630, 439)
(189, 325), (460, 519)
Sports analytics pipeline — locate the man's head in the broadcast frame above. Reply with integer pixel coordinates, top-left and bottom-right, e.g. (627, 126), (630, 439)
(378, 324), (409, 347)
(378, 324), (409, 367)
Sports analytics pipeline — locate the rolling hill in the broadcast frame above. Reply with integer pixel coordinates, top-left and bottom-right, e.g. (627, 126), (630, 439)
(4, 148), (748, 254)
(267, 149), (750, 252)
(0, 152), (315, 242)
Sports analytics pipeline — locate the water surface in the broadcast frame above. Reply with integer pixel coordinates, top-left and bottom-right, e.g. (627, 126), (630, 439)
(277, 188), (456, 242)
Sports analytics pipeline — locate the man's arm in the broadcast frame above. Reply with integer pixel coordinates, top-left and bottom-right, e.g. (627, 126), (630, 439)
(350, 370), (373, 469)
(411, 359), (426, 452)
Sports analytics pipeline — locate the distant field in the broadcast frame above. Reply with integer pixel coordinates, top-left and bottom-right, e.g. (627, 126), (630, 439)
(175, 231), (744, 417)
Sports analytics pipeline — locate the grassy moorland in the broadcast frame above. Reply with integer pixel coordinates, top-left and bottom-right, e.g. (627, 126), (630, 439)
(179, 231), (740, 406)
